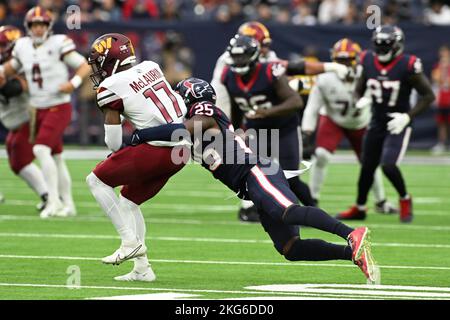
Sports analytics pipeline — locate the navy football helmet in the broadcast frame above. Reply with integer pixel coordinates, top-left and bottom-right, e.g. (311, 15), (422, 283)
(226, 34), (260, 75)
(175, 77), (217, 106)
(372, 25), (404, 63)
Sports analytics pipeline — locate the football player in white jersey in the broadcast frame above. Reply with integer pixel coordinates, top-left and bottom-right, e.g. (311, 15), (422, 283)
(301, 38), (397, 214)
(0, 6), (91, 218)
(0, 25), (48, 211)
(85, 33), (189, 282)
(211, 21), (351, 222)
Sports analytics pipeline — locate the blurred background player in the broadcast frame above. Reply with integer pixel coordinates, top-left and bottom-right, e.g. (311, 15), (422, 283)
(337, 25), (435, 223)
(222, 35), (316, 223)
(431, 45), (450, 155)
(86, 33), (188, 282)
(0, 25), (48, 212)
(0, 6), (90, 218)
(213, 22), (349, 222)
(302, 38), (397, 214)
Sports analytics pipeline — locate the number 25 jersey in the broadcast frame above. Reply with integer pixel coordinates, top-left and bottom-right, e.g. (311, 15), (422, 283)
(361, 50), (423, 127)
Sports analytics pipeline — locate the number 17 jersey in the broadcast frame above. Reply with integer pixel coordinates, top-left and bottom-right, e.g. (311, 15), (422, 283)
(96, 60), (188, 147)
(361, 50), (423, 127)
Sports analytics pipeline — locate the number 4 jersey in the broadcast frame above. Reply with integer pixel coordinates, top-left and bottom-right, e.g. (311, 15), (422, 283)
(361, 50), (423, 127)
(96, 60), (188, 147)
(11, 35), (79, 108)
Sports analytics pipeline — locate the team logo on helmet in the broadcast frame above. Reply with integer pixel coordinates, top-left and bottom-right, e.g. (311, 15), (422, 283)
(93, 37), (112, 54)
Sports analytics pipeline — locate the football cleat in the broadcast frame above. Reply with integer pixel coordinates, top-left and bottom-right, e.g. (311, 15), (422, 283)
(114, 268), (156, 282)
(39, 201), (65, 219)
(375, 200), (398, 214)
(102, 243), (147, 265)
(336, 205), (367, 220)
(399, 196), (413, 223)
(347, 227), (370, 262)
(354, 247), (380, 285)
(238, 205), (260, 223)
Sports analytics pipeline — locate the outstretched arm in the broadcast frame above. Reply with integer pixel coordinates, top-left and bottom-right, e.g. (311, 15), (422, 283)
(131, 115), (217, 145)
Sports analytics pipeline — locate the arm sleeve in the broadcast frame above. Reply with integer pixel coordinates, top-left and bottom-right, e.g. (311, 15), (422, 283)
(135, 123), (186, 143)
(0, 78), (23, 98)
(286, 60), (306, 76)
(301, 81), (323, 132)
(63, 51), (87, 69)
(104, 124), (123, 152)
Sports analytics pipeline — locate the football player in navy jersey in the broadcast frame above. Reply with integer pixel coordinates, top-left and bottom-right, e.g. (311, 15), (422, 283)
(337, 25), (435, 223)
(221, 35), (316, 219)
(131, 77), (379, 284)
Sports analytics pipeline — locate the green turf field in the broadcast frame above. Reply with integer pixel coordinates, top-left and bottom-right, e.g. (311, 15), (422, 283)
(0, 156), (449, 300)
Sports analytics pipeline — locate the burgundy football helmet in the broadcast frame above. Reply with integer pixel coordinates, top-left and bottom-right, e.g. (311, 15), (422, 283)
(24, 6), (54, 45)
(88, 33), (137, 89)
(0, 25), (22, 63)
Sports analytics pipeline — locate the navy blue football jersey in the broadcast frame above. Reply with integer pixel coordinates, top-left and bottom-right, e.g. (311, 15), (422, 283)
(187, 101), (259, 196)
(361, 50), (423, 126)
(221, 62), (299, 130)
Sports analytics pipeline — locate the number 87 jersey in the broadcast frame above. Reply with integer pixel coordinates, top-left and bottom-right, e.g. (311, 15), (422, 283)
(360, 50), (423, 127)
(96, 60), (188, 146)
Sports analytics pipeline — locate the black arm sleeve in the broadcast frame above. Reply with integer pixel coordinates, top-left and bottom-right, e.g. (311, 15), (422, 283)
(0, 78), (24, 98)
(286, 60), (306, 76)
(407, 73), (436, 119)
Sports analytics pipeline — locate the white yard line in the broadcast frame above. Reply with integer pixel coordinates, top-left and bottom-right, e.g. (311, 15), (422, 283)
(0, 254), (449, 271)
(1, 214), (450, 232)
(0, 232), (449, 249)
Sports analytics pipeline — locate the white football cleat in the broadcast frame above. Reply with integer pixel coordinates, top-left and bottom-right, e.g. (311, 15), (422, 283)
(40, 201), (64, 219)
(102, 243), (147, 265)
(114, 268), (156, 282)
(53, 205), (77, 217)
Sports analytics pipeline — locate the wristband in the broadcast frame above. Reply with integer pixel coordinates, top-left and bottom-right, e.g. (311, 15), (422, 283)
(70, 75), (82, 89)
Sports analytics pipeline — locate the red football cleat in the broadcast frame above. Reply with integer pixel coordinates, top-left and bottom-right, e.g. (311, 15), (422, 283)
(336, 205), (367, 220)
(354, 247), (380, 284)
(347, 227), (370, 262)
(399, 196), (413, 223)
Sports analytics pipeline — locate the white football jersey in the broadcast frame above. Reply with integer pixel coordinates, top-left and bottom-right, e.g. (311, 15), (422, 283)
(12, 35), (76, 108)
(97, 60), (188, 147)
(302, 69), (371, 131)
(0, 91), (29, 131)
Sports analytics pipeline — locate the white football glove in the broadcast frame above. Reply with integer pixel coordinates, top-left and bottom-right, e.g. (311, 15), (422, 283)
(323, 62), (349, 79)
(387, 113), (410, 135)
(355, 96), (372, 110)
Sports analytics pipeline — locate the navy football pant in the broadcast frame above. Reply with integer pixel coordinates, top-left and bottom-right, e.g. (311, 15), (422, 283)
(357, 126), (411, 205)
(245, 163), (353, 261)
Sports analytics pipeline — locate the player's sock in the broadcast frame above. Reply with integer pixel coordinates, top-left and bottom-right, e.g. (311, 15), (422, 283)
(54, 153), (75, 210)
(288, 178), (316, 207)
(381, 164), (408, 198)
(86, 173), (136, 245)
(18, 163), (48, 198)
(118, 195), (151, 273)
(284, 238), (352, 261)
(282, 205), (354, 240)
(241, 199), (254, 209)
(33, 144), (60, 205)
(309, 148), (331, 200)
(371, 167), (386, 203)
